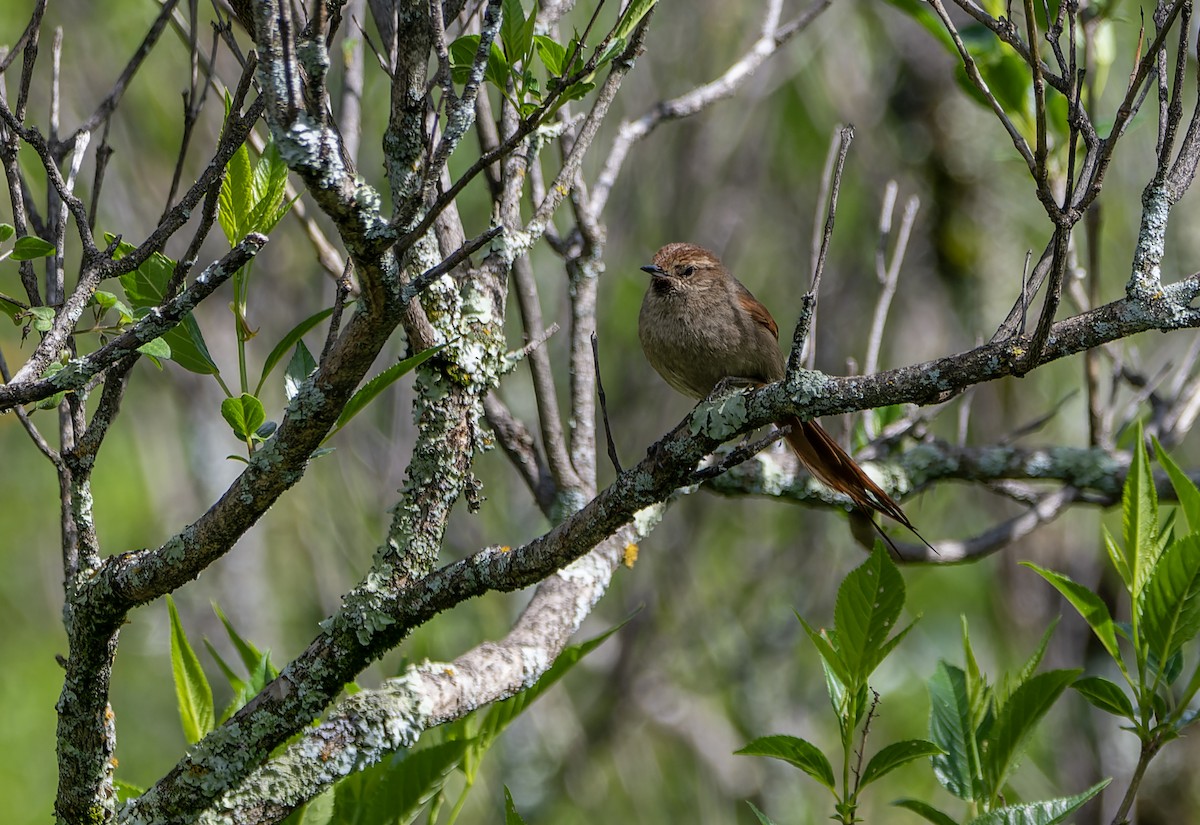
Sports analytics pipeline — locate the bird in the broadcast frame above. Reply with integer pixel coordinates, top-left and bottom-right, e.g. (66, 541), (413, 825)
(637, 242), (933, 554)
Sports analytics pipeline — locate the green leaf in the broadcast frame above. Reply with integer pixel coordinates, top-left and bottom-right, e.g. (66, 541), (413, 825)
(449, 34), (511, 88)
(1125, 423), (1160, 600)
(798, 613), (851, 688)
(285, 340), (317, 401)
(746, 801), (779, 825)
(504, 787), (528, 825)
(834, 544), (906, 685)
(1141, 535), (1200, 668)
(330, 739), (471, 825)
(1155, 438), (1200, 534)
(28, 305), (55, 332)
(613, 0), (657, 40)
(1022, 563), (1122, 663)
(892, 798), (960, 825)
(326, 345), (444, 440)
(0, 292), (25, 322)
(12, 235), (55, 260)
(1103, 527), (1132, 592)
(965, 779), (1110, 825)
(213, 601), (276, 679)
(1072, 676), (1135, 719)
(166, 595), (215, 744)
(0, 222), (14, 242)
(112, 238), (220, 375)
(221, 393), (267, 441)
(246, 140), (294, 237)
(114, 779), (146, 804)
(478, 615), (633, 746)
(218, 141), (254, 244)
(1007, 617), (1059, 702)
(735, 735), (835, 790)
(254, 306), (334, 395)
(283, 787), (334, 825)
(928, 661), (982, 801)
(534, 35), (566, 75)
(983, 668), (1080, 792)
(136, 337), (171, 360)
(202, 638), (247, 695)
(501, 0), (535, 64)
(860, 739), (944, 788)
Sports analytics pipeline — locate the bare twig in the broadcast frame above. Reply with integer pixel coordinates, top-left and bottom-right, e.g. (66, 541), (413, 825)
(592, 331), (622, 476)
(865, 185), (919, 376)
(787, 125), (852, 379)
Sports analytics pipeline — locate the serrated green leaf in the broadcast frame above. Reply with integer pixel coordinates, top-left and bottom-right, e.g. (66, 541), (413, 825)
(247, 140), (292, 236)
(613, 0), (656, 40)
(202, 638), (247, 695)
(219, 142), (254, 245)
(330, 739), (471, 825)
(834, 544), (906, 685)
(1072, 676), (1134, 719)
(326, 345), (444, 440)
(798, 613), (851, 688)
(166, 595), (215, 744)
(221, 393), (266, 441)
(1013, 618), (1058, 695)
(501, 0), (536, 64)
(254, 306), (334, 395)
(284, 787), (334, 825)
(892, 798), (960, 825)
(136, 337), (171, 359)
(1155, 438), (1200, 535)
(534, 35), (566, 75)
(12, 235), (55, 260)
(111, 238), (220, 375)
(1103, 526), (1132, 591)
(746, 801), (779, 825)
(0, 292), (25, 322)
(504, 786), (529, 825)
(983, 668), (1080, 792)
(929, 661), (982, 801)
(1125, 424), (1160, 599)
(735, 735), (835, 790)
(966, 778), (1110, 825)
(114, 779), (145, 804)
(212, 602), (276, 680)
(28, 305), (55, 331)
(1022, 562), (1122, 663)
(860, 739), (944, 788)
(1141, 535), (1200, 669)
(285, 340), (317, 401)
(478, 614), (633, 747)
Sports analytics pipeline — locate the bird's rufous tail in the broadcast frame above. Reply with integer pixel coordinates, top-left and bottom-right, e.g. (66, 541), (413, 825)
(781, 416), (935, 554)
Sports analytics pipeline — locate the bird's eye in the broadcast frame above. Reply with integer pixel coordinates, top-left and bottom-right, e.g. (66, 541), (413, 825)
(679, 265), (695, 277)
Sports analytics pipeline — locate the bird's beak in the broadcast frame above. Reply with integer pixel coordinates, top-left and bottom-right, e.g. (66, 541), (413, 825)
(641, 264), (665, 276)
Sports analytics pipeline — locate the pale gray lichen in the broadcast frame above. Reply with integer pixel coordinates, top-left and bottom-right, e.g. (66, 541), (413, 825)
(689, 393), (748, 440)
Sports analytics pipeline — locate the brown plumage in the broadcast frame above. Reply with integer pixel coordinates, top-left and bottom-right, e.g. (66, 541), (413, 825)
(638, 242), (932, 552)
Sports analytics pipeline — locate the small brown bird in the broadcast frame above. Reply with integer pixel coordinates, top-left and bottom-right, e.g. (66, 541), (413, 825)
(638, 242), (931, 552)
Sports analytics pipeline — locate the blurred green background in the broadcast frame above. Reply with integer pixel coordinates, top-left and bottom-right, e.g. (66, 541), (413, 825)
(3, 0), (1200, 822)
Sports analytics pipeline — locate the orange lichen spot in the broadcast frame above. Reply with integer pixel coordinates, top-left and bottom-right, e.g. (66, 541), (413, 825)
(622, 544), (639, 568)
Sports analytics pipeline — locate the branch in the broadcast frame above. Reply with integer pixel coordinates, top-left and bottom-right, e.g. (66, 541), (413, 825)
(121, 269), (1200, 821)
(0, 237), (266, 409)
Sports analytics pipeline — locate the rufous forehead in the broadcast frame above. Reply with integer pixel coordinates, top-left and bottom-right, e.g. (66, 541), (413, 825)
(651, 242), (723, 269)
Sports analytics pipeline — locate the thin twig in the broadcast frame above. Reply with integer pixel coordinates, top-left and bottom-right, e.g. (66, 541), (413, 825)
(787, 125), (853, 379)
(689, 426), (790, 484)
(864, 187), (918, 376)
(591, 331), (622, 475)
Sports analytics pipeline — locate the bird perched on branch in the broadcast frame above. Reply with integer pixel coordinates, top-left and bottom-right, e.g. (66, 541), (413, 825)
(637, 242), (933, 554)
